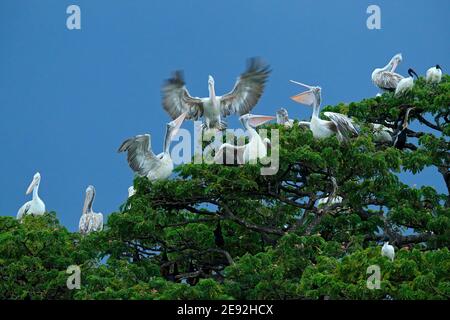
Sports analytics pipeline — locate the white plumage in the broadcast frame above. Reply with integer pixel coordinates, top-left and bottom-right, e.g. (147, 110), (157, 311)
(381, 242), (395, 261)
(372, 53), (404, 91)
(17, 172), (46, 220)
(395, 68), (418, 96)
(426, 65), (442, 84)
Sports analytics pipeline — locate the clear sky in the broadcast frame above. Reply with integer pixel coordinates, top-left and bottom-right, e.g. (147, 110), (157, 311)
(0, 0), (448, 231)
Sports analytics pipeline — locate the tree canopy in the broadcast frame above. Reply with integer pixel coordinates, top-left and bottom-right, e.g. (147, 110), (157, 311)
(1, 75), (449, 300)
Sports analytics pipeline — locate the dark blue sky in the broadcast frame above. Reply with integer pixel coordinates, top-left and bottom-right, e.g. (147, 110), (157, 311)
(1, 0), (448, 231)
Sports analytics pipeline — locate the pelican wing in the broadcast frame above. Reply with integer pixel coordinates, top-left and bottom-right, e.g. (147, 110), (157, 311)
(214, 143), (246, 165)
(118, 134), (159, 177)
(17, 202), (31, 220)
(324, 112), (359, 140)
(79, 214), (90, 234)
(220, 58), (270, 117)
(162, 71), (204, 120)
(375, 71), (404, 90)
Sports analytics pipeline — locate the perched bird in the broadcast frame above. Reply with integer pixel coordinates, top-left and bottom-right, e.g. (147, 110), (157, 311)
(276, 108), (294, 128)
(162, 58), (270, 130)
(426, 65), (442, 84)
(128, 186), (136, 198)
(372, 53), (404, 91)
(393, 108), (414, 150)
(381, 241), (395, 261)
(214, 221), (225, 248)
(118, 112), (187, 181)
(370, 123), (394, 144)
(214, 114), (274, 164)
(395, 68), (419, 96)
(17, 172), (46, 220)
(79, 185), (103, 234)
(290, 80), (359, 142)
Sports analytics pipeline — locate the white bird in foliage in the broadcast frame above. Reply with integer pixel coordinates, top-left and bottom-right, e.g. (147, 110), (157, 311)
(290, 80), (359, 142)
(79, 185), (103, 234)
(372, 53), (404, 91)
(162, 58), (270, 130)
(118, 112), (187, 181)
(128, 186), (136, 198)
(17, 172), (46, 220)
(276, 108), (310, 129)
(214, 114), (275, 164)
(395, 68), (419, 96)
(381, 241), (395, 261)
(426, 65), (442, 84)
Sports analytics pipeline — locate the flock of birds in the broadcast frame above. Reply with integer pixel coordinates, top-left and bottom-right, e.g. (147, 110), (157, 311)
(15, 55), (443, 259)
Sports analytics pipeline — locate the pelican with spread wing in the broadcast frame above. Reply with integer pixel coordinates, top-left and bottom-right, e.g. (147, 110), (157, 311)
(289, 80), (359, 142)
(162, 58), (270, 130)
(118, 112), (186, 181)
(79, 185), (103, 234)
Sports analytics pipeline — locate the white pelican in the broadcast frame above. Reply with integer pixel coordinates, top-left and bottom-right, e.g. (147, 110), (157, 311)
(395, 68), (418, 96)
(17, 172), (45, 220)
(79, 185), (103, 234)
(289, 80), (359, 142)
(162, 58), (270, 130)
(426, 65), (442, 83)
(370, 123), (394, 143)
(381, 241), (395, 261)
(215, 114), (274, 164)
(118, 112), (187, 181)
(372, 53), (404, 91)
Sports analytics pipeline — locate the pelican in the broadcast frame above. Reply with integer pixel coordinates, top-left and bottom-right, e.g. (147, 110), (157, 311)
(290, 80), (359, 142)
(276, 108), (294, 128)
(426, 65), (442, 83)
(395, 68), (418, 96)
(215, 114), (275, 164)
(118, 112), (187, 181)
(381, 241), (395, 261)
(162, 58), (270, 130)
(372, 53), (404, 91)
(393, 108), (413, 150)
(276, 108), (311, 129)
(17, 172), (45, 220)
(79, 185), (103, 234)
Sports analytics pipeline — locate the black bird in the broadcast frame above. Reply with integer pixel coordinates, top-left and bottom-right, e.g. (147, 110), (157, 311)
(393, 108), (413, 150)
(214, 220), (225, 248)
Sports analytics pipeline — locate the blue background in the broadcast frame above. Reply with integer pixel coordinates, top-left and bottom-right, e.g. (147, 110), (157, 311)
(1, 0), (448, 231)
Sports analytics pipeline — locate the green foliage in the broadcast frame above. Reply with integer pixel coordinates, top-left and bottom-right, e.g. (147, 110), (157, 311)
(1, 76), (449, 300)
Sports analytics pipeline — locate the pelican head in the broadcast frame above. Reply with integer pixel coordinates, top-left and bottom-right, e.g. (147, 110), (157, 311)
(83, 185), (96, 215)
(276, 108), (289, 124)
(389, 53), (402, 72)
(167, 112), (187, 142)
(240, 113), (275, 128)
(26, 172), (41, 195)
(289, 80), (321, 107)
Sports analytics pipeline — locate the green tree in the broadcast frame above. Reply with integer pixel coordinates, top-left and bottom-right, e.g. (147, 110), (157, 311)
(1, 76), (449, 300)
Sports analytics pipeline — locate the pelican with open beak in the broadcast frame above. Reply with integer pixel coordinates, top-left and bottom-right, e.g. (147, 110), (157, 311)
(215, 114), (275, 164)
(17, 172), (46, 219)
(290, 80), (359, 142)
(118, 112), (187, 181)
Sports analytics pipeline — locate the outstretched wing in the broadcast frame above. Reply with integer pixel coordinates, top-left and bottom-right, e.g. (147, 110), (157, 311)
(220, 58), (271, 117)
(118, 134), (159, 177)
(162, 70), (204, 120)
(324, 112), (359, 141)
(214, 143), (246, 165)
